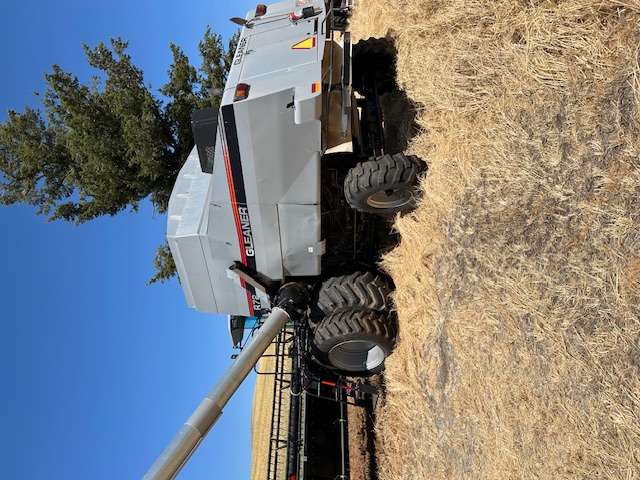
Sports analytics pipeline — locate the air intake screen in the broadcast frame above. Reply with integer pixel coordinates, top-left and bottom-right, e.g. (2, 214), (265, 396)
(191, 107), (219, 174)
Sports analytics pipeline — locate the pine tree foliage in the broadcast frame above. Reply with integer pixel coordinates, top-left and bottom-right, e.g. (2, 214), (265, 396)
(0, 28), (238, 283)
(149, 240), (177, 286)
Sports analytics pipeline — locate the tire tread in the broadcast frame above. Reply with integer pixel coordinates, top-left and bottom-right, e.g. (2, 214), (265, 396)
(344, 153), (427, 213)
(317, 271), (393, 316)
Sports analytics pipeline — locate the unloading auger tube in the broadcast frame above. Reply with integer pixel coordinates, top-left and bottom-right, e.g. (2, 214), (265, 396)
(143, 283), (309, 480)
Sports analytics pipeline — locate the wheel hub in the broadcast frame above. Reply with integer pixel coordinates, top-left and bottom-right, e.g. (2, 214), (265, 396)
(328, 340), (386, 372)
(366, 189), (413, 209)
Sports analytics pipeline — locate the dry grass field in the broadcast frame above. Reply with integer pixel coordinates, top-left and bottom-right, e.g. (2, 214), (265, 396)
(250, 350), (276, 480)
(251, 1), (640, 479)
(348, 0), (640, 479)
(250, 342), (293, 480)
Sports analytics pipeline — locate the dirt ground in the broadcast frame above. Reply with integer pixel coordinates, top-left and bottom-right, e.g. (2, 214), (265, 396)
(348, 1), (640, 479)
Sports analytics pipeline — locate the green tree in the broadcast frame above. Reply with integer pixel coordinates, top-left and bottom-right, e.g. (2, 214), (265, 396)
(0, 29), (238, 283)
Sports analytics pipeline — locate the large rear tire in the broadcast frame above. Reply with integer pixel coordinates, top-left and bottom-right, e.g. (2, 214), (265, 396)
(316, 271), (393, 316)
(344, 153), (426, 214)
(313, 310), (396, 376)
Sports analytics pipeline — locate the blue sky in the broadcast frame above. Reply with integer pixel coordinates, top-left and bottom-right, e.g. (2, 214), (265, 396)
(0, 1), (258, 478)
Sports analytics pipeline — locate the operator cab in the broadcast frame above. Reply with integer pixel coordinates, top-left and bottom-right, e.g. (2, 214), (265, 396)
(228, 315), (261, 348)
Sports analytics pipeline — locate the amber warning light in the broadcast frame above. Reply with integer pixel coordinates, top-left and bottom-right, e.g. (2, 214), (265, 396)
(234, 83), (250, 101)
(255, 4), (267, 16)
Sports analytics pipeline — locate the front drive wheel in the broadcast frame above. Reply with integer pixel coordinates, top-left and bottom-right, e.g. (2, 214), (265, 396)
(352, 37), (397, 95)
(313, 310), (396, 376)
(344, 153), (426, 214)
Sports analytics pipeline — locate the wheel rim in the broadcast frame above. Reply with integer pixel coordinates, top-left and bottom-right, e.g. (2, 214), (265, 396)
(328, 340), (386, 372)
(366, 188), (413, 210)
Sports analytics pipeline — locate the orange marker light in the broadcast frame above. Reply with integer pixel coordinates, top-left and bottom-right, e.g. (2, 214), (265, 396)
(234, 83), (250, 101)
(311, 82), (321, 93)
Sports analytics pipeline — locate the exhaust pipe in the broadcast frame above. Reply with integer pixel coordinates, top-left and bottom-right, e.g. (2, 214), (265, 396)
(143, 283), (309, 480)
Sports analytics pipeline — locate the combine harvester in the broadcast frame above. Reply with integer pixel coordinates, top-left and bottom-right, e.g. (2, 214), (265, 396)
(145, 0), (426, 478)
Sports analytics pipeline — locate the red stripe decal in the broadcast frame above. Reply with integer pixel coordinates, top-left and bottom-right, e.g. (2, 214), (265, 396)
(219, 119), (255, 316)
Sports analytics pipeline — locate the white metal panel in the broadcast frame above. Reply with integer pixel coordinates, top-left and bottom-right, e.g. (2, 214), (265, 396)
(242, 20), (318, 81)
(167, 148), (217, 311)
(278, 203), (322, 276)
(247, 203), (284, 280)
(234, 90), (322, 207)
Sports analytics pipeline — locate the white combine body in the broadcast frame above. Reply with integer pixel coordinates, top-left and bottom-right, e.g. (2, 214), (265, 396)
(168, 0), (339, 317)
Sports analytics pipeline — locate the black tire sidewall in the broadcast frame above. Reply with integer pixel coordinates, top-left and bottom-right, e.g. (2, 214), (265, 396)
(344, 153), (425, 214)
(312, 310), (396, 376)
